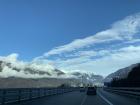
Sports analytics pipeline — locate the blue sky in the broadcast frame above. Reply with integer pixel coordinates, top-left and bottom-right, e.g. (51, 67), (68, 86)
(0, 0), (140, 76)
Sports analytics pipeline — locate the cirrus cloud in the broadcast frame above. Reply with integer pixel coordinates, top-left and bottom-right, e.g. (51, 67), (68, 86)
(44, 13), (140, 57)
(35, 13), (140, 76)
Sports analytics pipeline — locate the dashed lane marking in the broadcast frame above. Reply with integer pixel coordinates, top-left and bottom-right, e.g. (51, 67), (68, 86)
(80, 95), (87, 105)
(98, 90), (113, 105)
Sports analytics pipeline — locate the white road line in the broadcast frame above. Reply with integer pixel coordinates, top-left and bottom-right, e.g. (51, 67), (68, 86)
(80, 95), (87, 105)
(98, 91), (113, 105)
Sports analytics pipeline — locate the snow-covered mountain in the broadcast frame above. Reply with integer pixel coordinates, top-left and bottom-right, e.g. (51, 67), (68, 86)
(0, 58), (104, 88)
(70, 72), (103, 84)
(104, 63), (140, 82)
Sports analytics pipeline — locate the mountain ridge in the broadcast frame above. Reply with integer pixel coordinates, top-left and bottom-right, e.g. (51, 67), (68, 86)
(0, 60), (104, 88)
(104, 63), (140, 82)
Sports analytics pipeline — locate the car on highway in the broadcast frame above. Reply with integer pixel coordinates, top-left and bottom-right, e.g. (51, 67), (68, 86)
(86, 87), (96, 95)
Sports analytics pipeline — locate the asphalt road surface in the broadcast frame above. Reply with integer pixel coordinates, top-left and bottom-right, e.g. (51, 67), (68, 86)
(9, 88), (140, 105)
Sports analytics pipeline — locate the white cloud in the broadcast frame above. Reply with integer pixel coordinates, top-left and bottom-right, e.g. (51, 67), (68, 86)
(0, 53), (59, 78)
(44, 13), (140, 57)
(1, 13), (140, 78)
(0, 53), (19, 62)
(52, 45), (140, 76)
(32, 13), (140, 76)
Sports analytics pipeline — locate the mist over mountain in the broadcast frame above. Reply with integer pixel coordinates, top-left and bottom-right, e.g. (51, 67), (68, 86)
(0, 54), (103, 88)
(0, 53), (70, 78)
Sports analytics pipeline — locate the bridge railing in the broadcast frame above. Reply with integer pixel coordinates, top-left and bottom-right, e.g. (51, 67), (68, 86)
(0, 87), (79, 104)
(104, 87), (140, 99)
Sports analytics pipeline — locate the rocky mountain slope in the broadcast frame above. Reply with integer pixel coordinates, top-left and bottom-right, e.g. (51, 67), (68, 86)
(104, 63), (140, 82)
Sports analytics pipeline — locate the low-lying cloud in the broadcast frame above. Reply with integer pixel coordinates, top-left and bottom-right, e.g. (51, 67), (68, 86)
(0, 53), (61, 78)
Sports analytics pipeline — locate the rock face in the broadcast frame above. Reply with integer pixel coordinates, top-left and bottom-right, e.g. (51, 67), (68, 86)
(104, 63), (140, 82)
(127, 64), (140, 81)
(0, 60), (104, 88)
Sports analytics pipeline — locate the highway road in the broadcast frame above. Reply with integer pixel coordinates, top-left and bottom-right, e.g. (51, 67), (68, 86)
(10, 88), (140, 105)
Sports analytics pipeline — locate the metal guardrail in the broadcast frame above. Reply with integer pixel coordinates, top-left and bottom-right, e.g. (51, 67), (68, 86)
(0, 87), (79, 104)
(104, 87), (140, 99)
